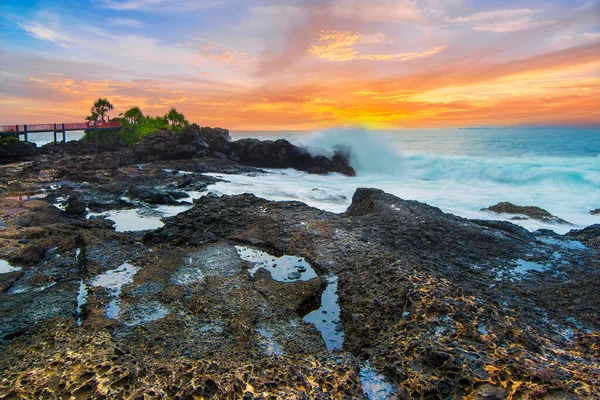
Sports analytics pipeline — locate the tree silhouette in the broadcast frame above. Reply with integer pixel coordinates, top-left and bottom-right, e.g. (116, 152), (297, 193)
(164, 107), (188, 129)
(123, 106), (144, 125)
(88, 98), (114, 123)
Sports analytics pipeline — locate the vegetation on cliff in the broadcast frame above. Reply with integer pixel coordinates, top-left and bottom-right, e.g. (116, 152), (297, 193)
(82, 99), (189, 147)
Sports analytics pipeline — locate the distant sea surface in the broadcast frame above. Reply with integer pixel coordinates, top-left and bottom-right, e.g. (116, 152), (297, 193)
(219, 127), (600, 234)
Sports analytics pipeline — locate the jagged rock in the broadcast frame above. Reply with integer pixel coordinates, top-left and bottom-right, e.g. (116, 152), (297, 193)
(591, 208), (600, 215)
(482, 201), (570, 224)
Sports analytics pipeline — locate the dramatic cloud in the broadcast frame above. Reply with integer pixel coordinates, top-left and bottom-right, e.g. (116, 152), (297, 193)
(308, 30), (446, 62)
(1, 0), (599, 128)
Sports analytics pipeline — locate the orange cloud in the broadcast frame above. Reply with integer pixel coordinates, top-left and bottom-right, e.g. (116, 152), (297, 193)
(308, 30), (446, 62)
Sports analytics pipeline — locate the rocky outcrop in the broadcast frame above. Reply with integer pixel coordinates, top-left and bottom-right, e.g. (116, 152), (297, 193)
(0, 139), (38, 163)
(591, 208), (600, 215)
(1, 151), (598, 399)
(230, 138), (356, 176)
(133, 125), (209, 162)
(133, 125), (356, 176)
(483, 201), (570, 224)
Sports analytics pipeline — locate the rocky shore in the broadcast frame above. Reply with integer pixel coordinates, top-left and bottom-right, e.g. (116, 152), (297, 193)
(0, 129), (598, 399)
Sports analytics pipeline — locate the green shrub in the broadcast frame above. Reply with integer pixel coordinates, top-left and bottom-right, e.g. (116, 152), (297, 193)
(0, 134), (19, 146)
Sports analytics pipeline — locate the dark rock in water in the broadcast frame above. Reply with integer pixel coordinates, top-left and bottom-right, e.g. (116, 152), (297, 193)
(591, 208), (600, 215)
(0, 140), (38, 162)
(482, 201), (570, 224)
(229, 138), (356, 176)
(127, 186), (179, 205)
(132, 125), (354, 175)
(64, 195), (87, 216)
(287, 271), (302, 280)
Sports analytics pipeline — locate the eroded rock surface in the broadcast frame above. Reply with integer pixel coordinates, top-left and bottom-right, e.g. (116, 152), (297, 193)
(0, 153), (598, 399)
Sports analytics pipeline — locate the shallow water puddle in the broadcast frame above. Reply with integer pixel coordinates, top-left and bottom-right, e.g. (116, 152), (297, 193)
(514, 259), (548, 274)
(162, 168), (195, 175)
(76, 279), (87, 326)
(303, 276), (344, 350)
(235, 246), (344, 350)
(122, 301), (169, 326)
(86, 194), (203, 232)
(359, 362), (396, 399)
(256, 326), (284, 356)
(0, 260), (21, 274)
(6, 192), (46, 201)
(235, 246), (318, 281)
(536, 236), (588, 250)
(90, 263), (140, 319)
(87, 209), (165, 232)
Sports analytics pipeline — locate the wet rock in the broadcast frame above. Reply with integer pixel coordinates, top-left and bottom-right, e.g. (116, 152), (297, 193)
(287, 271), (302, 280)
(126, 186), (193, 206)
(482, 202), (570, 224)
(591, 208), (600, 215)
(64, 195), (87, 216)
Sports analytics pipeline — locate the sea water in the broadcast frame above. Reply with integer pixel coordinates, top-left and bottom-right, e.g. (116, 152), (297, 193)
(216, 127), (600, 234)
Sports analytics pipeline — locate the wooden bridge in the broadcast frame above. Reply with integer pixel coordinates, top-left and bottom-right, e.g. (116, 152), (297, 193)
(0, 121), (121, 142)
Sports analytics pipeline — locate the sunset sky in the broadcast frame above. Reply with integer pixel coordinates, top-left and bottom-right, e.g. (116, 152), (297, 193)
(1, 0), (599, 129)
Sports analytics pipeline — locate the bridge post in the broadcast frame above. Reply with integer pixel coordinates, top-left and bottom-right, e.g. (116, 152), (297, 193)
(62, 122), (67, 157)
(23, 125), (28, 142)
(53, 124), (57, 143)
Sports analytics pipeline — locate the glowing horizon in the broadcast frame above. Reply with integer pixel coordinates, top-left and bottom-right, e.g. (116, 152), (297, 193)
(1, 0), (599, 129)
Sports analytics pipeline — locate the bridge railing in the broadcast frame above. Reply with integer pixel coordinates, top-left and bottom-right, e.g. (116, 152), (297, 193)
(0, 121), (121, 133)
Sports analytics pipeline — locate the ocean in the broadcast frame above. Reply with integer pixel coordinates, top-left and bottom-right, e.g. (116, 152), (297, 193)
(216, 127), (600, 234)
(27, 126), (599, 234)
